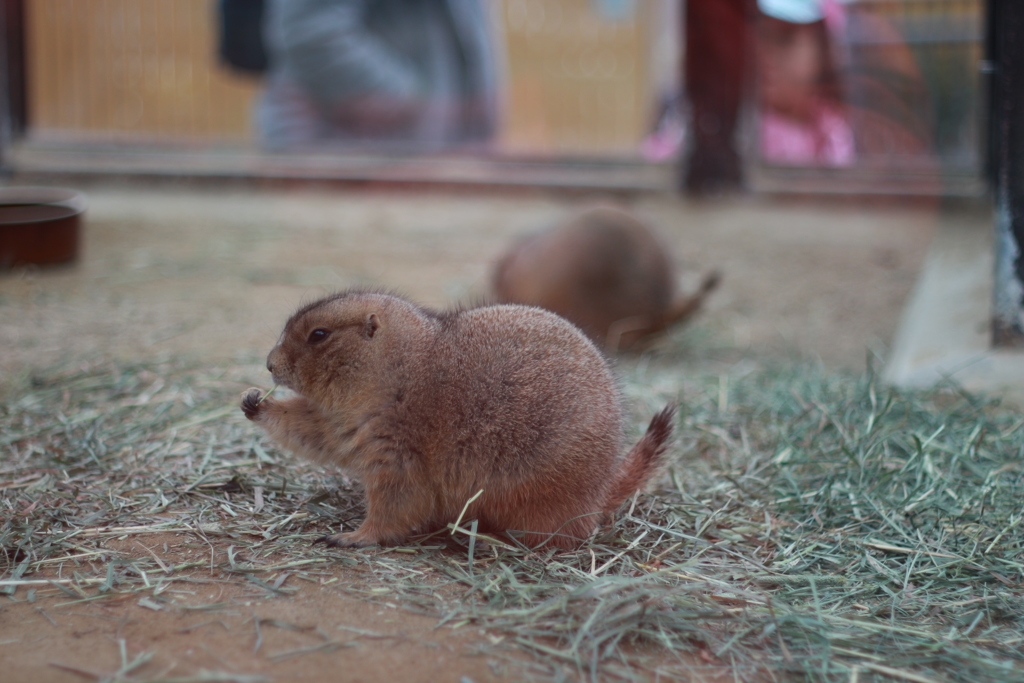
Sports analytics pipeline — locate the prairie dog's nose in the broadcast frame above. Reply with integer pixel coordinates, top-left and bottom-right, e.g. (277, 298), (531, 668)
(266, 357), (275, 374)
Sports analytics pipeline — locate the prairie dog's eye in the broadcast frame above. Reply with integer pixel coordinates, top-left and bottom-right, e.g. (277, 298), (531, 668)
(307, 328), (330, 344)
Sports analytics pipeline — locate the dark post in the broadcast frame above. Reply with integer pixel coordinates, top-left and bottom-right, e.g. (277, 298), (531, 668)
(0, 0), (9, 175)
(681, 0), (751, 195)
(991, 0), (1024, 345)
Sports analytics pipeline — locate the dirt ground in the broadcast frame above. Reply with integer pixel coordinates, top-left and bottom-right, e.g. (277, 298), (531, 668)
(1, 183), (963, 383)
(2, 533), (514, 683)
(0, 181), (984, 682)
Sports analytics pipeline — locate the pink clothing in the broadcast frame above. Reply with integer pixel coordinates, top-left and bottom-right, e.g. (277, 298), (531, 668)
(759, 104), (855, 166)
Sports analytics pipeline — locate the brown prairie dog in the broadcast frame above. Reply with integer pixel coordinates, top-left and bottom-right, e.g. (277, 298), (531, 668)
(492, 205), (720, 353)
(241, 290), (675, 550)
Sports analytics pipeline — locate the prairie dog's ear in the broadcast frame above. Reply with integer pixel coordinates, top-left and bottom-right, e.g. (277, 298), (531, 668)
(364, 313), (380, 339)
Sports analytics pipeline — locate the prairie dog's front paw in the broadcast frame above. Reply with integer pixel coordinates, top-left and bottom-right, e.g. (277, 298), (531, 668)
(241, 388), (272, 421)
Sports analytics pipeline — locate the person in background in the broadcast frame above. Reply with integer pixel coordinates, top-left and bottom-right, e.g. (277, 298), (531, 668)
(682, 0), (932, 192)
(756, 0), (855, 167)
(256, 0), (499, 152)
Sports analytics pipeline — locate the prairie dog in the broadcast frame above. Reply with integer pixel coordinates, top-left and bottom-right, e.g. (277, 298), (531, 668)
(241, 290), (674, 549)
(492, 204), (720, 352)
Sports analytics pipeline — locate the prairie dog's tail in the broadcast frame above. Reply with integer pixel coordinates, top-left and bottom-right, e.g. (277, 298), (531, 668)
(603, 403), (676, 513)
(664, 269), (721, 328)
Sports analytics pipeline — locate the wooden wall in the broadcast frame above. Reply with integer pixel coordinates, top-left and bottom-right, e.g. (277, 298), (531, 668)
(25, 0), (659, 154)
(497, 0), (655, 155)
(27, 0), (260, 145)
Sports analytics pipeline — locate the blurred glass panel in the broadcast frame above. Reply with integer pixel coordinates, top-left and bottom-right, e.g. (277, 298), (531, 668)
(16, 0), (983, 193)
(754, 0), (982, 183)
(849, 0), (981, 170)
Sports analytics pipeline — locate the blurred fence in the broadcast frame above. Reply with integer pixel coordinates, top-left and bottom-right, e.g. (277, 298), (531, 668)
(26, 0), (259, 145)
(24, 0), (668, 156)
(19, 0), (984, 176)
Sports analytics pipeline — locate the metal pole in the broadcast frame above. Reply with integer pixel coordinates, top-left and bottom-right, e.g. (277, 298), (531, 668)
(0, 0), (10, 176)
(991, 0), (1024, 345)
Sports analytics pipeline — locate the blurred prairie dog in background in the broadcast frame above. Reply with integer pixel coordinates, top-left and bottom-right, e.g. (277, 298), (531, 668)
(492, 204), (720, 352)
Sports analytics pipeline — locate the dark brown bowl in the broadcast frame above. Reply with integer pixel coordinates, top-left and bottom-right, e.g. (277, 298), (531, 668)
(0, 187), (87, 269)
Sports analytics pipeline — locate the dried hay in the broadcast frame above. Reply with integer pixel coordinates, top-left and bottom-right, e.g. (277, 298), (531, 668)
(2, 356), (1023, 682)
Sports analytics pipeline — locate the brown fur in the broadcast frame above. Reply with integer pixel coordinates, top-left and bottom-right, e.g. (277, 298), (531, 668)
(492, 205), (720, 352)
(241, 290), (675, 550)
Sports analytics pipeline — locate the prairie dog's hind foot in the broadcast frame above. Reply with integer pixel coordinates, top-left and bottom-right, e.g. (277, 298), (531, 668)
(313, 532), (374, 549)
(313, 525), (403, 549)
